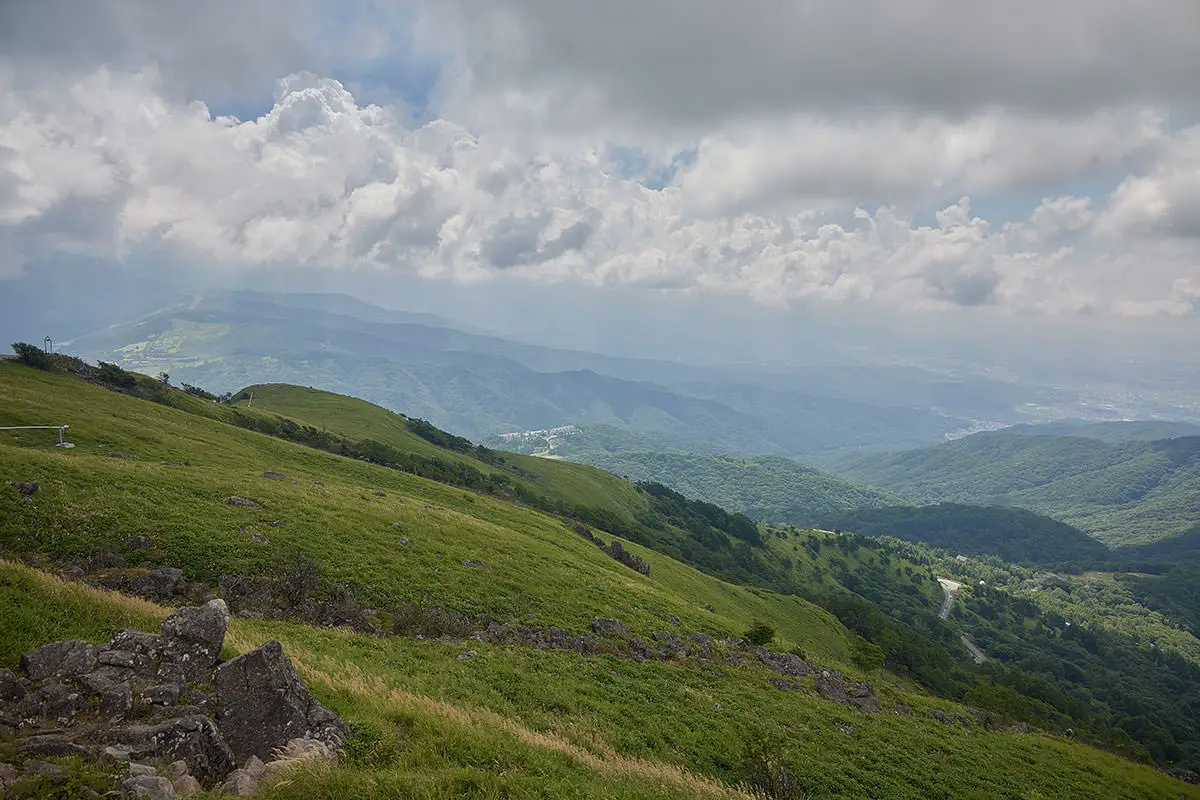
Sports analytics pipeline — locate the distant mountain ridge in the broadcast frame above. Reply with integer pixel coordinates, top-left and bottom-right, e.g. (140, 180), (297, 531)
(825, 431), (1200, 546)
(66, 290), (961, 459)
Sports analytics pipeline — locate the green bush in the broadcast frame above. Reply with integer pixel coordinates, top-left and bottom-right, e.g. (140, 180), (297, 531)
(743, 621), (776, 647)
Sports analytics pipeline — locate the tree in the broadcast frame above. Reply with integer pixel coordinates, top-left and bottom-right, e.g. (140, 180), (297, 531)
(11, 342), (52, 370)
(157, 372), (170, 385)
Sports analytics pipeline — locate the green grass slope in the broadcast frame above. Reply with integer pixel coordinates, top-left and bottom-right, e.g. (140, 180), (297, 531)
(0, 361), (848, 656)
(238, 383), (654, 528)
(4, 358), (1200, 797)
(4, 562), (1197, 800)
(532, 448), (905, 525)
(826, 432), (1200, 546)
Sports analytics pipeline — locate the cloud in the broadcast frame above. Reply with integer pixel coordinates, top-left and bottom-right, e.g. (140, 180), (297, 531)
(0, 58), (1198, 317)
(678, 110), (1164, 215)
(1097, 129), (1200, 240)
(427, 0), (1200, 129)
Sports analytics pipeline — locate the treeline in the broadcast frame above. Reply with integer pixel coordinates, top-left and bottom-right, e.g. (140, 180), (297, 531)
(958, 581), (1200, 767)
(815, 503), (1110, 565)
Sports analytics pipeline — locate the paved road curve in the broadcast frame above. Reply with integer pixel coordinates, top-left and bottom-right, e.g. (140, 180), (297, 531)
(937, 577), (963, 620)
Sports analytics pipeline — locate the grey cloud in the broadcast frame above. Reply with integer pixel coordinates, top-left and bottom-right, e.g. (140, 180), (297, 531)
(479, 215), (546, 268)
(433, 0), (1200, 126)
(479, 214), (593, 268)
(0, 0), (329, 100)
(923, 265), (1001, 307)
(538, 219), (593, 260)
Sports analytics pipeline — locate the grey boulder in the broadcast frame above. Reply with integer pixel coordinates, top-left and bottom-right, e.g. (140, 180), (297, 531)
(109, 714), (235, 786)
(214, 640), (349, 762)
(158, 599), (229, 683)
(20, 639), (97, 681)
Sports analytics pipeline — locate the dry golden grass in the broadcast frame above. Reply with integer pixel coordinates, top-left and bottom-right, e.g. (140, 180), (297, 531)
(0, 558), (170, 619)
(223, 626), (754, 800)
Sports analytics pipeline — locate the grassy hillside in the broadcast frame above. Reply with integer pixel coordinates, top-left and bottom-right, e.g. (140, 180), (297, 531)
(0, 362), (846, 654)
(238, 383), (655, 528)
(525, 448), (905, 525)
(6, 563), (1195, 800)
(825, 432), (1200, 546)
(5, 356), (1200, 793)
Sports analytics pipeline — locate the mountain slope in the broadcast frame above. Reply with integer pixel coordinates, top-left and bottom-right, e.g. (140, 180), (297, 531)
(527, 448), (905, 525)
(6, 356), (1200, 788)
(66, 290), (960, 457)
(825, 432), (1200, 546)
(814, 503), (1111, 564)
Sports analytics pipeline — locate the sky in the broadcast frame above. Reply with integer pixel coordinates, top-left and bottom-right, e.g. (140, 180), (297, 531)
(2, 1), (1200, 346)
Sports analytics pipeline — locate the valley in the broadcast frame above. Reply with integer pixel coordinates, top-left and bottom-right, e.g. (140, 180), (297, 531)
(3, 350), (1200, 797)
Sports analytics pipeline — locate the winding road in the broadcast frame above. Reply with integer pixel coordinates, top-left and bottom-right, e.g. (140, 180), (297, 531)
(937, 577), (963, 620)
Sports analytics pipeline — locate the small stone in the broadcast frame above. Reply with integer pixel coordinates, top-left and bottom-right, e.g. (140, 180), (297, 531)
(251, 532), (270, 544)
(139, 684), (182, 706)
(0, 667), (27, 701)
(668, 616), (680, 625)
(462, 559), (486, 568)
(122, 775), (179, 800)
(129, 762), (158, 776)
(172, 774), (202, 797)
(102, 745), (132, 763)
(109, 630), (163, 655)
(106, 452), (139, 460)
(126, 536), (153, 550)
(158, 599), (229, 683)
(397, 537), (410, 546)
(268, 520), (285, 527)
(590, 618), (628, 636)
(458, 650), (478, 661)
(243, 755), (266, 779)
(19, 734), (91, 758)
(8, 480), (38, 497)
(227, 496), (260, 508)
(261, 471), (287, 480)
(220, 768), (257, 796)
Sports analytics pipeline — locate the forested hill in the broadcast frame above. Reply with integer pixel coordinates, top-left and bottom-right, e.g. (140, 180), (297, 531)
(523, 449), (903, 524)
(995, 420), (1200, 444)
(815, 503), (1110, 565)
(824, 432), (1200, 546)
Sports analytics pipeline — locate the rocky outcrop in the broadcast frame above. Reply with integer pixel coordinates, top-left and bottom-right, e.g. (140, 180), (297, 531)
(0, 601), (348, 794)
(590, 618), (628, 636)
(214, 640), (349, 761)
(572, 524), (651, 575)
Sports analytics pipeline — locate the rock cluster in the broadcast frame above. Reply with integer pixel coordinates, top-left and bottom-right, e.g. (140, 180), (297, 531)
(0, 600), (348, 797)
(572, 524), (651, 575)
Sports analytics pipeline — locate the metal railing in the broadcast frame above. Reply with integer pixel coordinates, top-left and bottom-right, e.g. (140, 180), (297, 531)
(0, 425), (73, 447)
